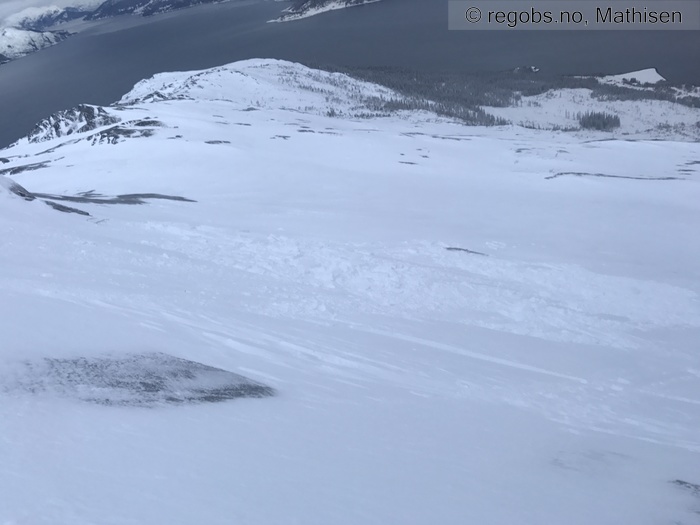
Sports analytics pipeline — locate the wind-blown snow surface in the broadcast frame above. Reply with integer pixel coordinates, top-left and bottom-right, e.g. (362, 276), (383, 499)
(1, 59), (700, 524)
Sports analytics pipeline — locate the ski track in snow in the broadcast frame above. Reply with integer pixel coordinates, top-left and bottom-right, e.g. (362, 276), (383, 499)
(1, 59), (699, 525)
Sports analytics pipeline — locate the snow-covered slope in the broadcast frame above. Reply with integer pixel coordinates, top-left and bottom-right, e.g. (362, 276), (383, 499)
(271, 0), (382, 22)
(0, 26), (71, 59)
(1, 59), (699, 525)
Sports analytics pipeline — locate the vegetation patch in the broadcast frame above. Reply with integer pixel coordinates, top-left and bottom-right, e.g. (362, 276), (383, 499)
(577, 111), (621, 131)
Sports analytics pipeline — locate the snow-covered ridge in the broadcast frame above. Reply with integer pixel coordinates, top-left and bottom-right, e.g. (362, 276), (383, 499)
(119, 59), (399, 114)
(270, 0), (382, 22)
(5, 58), (699, 146)
(6, 59), (698, 151)
(120, 61), (700, 140)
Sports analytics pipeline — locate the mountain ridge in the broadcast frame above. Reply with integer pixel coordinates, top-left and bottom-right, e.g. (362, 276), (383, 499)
(0, 0), (385, 62)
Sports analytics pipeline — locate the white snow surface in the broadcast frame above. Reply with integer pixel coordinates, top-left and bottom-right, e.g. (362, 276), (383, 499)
(1, 59), (700, 524)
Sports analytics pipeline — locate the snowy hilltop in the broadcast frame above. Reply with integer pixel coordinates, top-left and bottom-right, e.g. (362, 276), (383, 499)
(1, 59), (699, 525)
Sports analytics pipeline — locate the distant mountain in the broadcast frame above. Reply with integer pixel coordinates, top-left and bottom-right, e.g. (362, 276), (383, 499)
(85, 0), (226, 20)
(273, 0), (382, 22)
(0, 0), (382, 65)
(7, 6), (90, 32)
(0, 0), (227, 64)
(0, 27), (72, 60)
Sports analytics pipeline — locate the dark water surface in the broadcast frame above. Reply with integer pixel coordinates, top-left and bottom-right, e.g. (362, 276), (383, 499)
(1, 0), (698, 147)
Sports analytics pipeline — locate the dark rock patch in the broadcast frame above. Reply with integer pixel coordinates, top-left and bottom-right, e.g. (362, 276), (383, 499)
(446, 247), (488, 256)
(132, 119), (166, 127)
(431, 135), (472, 141)
(3, 353), (275, 407)
(673, 479), (700, 495)
(4, 178), (90, 215)
(546, 172), (682, 181)
(205, 140), (231, 144)
(43, 200), (91, 216)
(87, 126), (155, 145)
(0, 160), (52, 176)
(28, 105), (120, 143)
(3, 179), (195, 216)
(33, 190), (197, 206)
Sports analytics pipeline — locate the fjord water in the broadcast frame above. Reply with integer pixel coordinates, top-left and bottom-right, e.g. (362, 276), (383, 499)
(0, 0), (699, 147)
